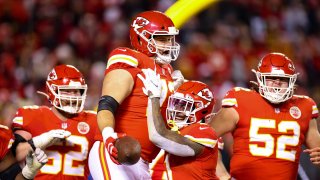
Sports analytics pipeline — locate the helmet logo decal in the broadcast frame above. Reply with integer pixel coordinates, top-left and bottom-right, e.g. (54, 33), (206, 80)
(197, 88), (213, 101)
(288, 62), (295, 71)
(289, 106), (301, 119)
(48, 69), (57, 80)
(132, 17), (150, 29)
(77, 122), (90, 134)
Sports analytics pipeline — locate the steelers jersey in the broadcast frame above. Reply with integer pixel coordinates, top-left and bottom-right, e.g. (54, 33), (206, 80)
(106, 47), (175, 162)
(12, 106), (100, 180)
(0, 124), (14, 160)
(222, 87), (319, 180)
(165, 123), (219, 180)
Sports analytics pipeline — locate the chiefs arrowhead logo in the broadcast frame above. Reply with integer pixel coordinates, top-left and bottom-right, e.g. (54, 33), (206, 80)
(132, 17), (150, 29)
(48, 69), (57, 80)
(198, 88), (213, 101)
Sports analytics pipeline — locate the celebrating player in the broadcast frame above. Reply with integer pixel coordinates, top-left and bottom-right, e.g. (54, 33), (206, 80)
(209, 52), (320, 179)
(12, 64), (100, 179)
(139, 69), (219, 180)
(88, 10), (182, 179)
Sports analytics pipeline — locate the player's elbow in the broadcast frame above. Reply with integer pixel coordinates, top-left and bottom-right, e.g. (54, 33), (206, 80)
(149, 131), (165, 146)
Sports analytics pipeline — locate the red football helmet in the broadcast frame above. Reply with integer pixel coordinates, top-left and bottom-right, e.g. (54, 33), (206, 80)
(252, 52), (298, 104)
(166, 81), (215, 129)
(129, 11), (180, 65)
(46, 64), (87, 114)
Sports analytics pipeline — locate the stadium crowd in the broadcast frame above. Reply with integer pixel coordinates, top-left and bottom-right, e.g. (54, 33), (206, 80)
(0, 0), (320, 179)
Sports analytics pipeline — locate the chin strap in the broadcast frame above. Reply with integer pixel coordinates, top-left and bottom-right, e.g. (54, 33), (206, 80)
(167, 119), (179, 132)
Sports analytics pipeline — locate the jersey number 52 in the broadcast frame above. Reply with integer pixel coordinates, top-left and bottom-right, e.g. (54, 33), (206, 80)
(249, 118), (300, 162)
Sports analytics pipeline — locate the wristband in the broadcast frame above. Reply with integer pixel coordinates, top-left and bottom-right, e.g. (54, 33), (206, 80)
(28, 139), (36, 151)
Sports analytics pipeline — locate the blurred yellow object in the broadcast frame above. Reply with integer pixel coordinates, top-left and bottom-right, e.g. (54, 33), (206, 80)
(165, 0), (220, 29)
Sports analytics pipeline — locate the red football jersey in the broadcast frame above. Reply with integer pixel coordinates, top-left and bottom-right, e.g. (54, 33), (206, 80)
(165, 123), (219, 180)
(106, 47), (175, 162)
(150, 136), (224, 180)
(222, 87), (319, 180)
(0, 124), (14, 160)
(12, 106), (100, 180)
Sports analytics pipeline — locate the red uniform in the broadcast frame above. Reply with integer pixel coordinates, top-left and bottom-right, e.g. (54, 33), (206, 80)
(163, 123), (218, 180)
(0, 125), (14, 160)
(12, 106), (100, 180)
(151, 136), (224, 180)
(222, 87), (319, 180)
(106, 47), (175, 163)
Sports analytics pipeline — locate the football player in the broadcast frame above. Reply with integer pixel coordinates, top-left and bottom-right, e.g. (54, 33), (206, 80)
(0, 124), (48, 180)
(88, 10), (182, 179)
(209, 52), (320, 179)
(12, 64), (101, 179)
(139, 71), (220, 180)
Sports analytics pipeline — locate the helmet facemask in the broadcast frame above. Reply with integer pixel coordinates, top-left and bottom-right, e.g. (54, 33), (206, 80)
(135, 28), (180, 65)
(48, 82), (87, 114)
(254, 70), (297, 104)
(166, 94), (204, 129)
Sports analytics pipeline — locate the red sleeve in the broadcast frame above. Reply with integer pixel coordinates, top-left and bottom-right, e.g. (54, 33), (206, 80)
(306, 96), (319, 119)
(104, 48), (141, 79)
(0, 125), (14, 160)
(11, 108), (25, 130)
(182, 123), (218, 148)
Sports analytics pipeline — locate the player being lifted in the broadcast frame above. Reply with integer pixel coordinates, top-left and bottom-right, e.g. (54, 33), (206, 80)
(88, 10), (183, 179)
(209, 52), (320, 179)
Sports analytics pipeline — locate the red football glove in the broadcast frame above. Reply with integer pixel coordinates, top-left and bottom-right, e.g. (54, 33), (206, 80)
(102, 127), (126, 165)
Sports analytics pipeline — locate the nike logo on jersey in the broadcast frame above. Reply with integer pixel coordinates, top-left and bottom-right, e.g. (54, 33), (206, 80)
(199, 126), (209, 130)
(119, 48), (127, 52)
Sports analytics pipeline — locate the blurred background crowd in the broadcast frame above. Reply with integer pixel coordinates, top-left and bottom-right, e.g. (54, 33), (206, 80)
(0, 0), (319, 178)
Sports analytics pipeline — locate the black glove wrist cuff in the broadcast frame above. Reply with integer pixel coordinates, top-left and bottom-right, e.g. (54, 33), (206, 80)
(28, 139), (36, 151)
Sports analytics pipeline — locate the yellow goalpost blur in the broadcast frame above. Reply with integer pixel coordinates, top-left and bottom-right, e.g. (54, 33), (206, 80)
(165, 0), (220, 29)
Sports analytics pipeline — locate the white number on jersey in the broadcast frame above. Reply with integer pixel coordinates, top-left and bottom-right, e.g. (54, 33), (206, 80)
(249, 118), (300, 161)
(40, 135), (89, 176)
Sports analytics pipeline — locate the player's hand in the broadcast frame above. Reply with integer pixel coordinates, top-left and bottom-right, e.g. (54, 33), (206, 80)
(171, 70), (184, 90)
(32, 129), (71, 149)
(102, 127), (126, 165)
(22, 148), (48, 179)
(304, 147), (320, 167)
(137, 68), (162, 98)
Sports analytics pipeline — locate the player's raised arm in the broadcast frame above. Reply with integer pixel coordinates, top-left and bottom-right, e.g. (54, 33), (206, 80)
(138, 69), (203, 156)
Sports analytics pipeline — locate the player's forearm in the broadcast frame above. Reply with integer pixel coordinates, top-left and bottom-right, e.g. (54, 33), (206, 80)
(305, 119), (320, 149)
(149, 98), (170, 135)
(15, 173), (29, 180)
(147, 98), (196, 156)
(13, 131), (33, 162)
(97, 110), (115, 132)
(15, 142), (32, 162)
(216, 151), (230, 180)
